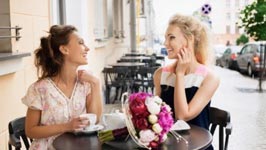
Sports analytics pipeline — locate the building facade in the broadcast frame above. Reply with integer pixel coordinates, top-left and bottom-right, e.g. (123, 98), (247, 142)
(0, 0), (134, 149)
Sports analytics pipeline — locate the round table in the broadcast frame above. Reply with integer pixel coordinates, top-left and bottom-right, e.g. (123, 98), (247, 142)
(53, 125), (212, 150)
(108, 62), (145, 67)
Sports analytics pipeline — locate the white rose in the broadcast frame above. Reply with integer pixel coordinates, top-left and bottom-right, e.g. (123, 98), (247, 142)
(145, 97), (161, 114)
(139, 129), (156, 145)
(153, 96), (162, 105)
(152, 123), (163, 134)
(148, 114), (158, 124)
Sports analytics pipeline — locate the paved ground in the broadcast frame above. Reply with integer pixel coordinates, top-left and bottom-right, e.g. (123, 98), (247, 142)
(211, 66), (266, 150)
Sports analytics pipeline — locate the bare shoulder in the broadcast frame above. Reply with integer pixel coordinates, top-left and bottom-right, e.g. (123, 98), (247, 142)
(153, 67), (163, 79)
(153, 67), (163, 96)
(204, 68), (220, 86)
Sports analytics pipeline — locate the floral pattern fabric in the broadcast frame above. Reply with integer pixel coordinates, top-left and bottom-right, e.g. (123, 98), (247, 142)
(22, 78), (91, 150)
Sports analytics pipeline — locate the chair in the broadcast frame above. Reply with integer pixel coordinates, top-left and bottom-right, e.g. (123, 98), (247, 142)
(8, 116), (31, 150)
(133, 66), (159, 93)
(102, 67), (133, 103)
(209, 107), (232, 150)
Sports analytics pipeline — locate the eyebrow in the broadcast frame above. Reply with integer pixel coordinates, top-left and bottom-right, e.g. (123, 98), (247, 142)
(167, 33), (174, 36)
(165, 33), (174, 38)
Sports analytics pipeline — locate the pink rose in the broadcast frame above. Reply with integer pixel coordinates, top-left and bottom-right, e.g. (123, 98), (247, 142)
(158, 107), (174, 133)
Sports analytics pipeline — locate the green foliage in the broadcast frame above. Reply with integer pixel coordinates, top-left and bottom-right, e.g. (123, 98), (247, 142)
(238, 0), (266, 41)
(236, 34), (249, 45)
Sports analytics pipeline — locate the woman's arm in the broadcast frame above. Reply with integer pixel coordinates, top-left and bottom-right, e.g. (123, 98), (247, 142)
(25, 108), (87, 139)
(173, 48), (220, 121)
(153, 67), (162, 96)
(174, 70), (219, 121)
(78, 70), (103, 123)
(86, 80), (103, 123)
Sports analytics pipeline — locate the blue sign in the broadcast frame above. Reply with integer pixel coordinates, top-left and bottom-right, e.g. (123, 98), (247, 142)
(201, 4), (211, 15)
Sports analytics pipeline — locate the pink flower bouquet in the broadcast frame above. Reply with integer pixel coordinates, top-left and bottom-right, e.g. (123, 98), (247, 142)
(122, 92), (174, 149)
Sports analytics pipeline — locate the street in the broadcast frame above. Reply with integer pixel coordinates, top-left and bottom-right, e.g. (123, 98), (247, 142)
(212, 66), (266, 149)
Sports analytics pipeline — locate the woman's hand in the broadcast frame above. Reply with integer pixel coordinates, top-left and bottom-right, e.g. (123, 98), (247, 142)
(78, 70), (100, 85)
(66, 117), (89, 132)
(175, 47), (192, 75)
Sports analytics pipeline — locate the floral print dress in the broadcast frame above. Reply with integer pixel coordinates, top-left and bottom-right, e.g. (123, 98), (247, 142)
(22, 78), (91, 150)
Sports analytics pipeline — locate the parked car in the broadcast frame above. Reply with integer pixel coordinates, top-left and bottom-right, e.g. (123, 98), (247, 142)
(220, 46), (242, 70)
(236, 41), (266, 76)
(214, 45), (227, 66)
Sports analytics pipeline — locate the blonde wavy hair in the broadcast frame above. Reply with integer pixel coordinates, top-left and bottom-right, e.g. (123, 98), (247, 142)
(168, 13), (214, 65)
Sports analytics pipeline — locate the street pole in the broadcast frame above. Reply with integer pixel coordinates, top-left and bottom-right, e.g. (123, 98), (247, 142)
(258, 43), (266, 92)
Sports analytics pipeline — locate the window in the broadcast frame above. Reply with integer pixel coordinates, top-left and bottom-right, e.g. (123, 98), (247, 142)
(0, 0), (12, 52)
(235, 26), (239, 34)
(240, 46), (248, 54)
(94, 0), (105, 40)
(94, 0), (113, 41)
(244, 0), (249, 5)
(235, 0), (240, 8)
(246, 45), (252, 53)
(226, 12), (231, 20)
(226, 0), (231, 8)
(51, 0), (66, 25)
(106, 0), (113, 38)
(138, 0), (146, 16)
(226, 25), (230, 34)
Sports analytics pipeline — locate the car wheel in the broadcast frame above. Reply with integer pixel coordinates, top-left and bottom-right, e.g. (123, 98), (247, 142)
(225, 61), (229, 68)
(247, 64), (253, 77)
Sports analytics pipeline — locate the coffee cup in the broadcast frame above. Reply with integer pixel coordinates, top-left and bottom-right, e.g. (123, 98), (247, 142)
(79, 113), (97, 127)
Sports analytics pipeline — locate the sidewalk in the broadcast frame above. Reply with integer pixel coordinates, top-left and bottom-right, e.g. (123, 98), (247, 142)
(212, 67), (266, 150)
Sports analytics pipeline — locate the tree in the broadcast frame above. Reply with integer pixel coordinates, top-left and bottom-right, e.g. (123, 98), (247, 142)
(236, 34), (249, 45)
(237, 0), (266, 41)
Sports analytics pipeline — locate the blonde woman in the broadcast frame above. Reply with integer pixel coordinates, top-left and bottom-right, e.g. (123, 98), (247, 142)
(153, 13), (219, 149)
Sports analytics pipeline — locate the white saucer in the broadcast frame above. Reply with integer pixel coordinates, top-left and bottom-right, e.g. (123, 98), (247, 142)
(84, 124), (104, 133)
(75, 124), (104, 134)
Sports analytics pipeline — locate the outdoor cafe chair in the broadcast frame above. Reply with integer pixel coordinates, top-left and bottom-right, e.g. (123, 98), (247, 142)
(102, 67), (133, 103)
(133, 66), (159, 93)
(8, 116), (32, 150)
(209, 107), (232, 150)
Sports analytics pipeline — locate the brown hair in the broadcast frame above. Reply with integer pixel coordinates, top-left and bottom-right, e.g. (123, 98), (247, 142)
(168, 13), (212, 65)
(34, 25), (77, 79)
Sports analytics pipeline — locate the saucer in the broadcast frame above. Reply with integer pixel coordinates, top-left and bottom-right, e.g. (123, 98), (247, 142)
(74, 124), (104, 134)
(85, 124), (104, 133)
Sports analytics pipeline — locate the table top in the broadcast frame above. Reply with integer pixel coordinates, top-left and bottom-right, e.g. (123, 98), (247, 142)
(120, 56), (151, 60)
(108, 62), (145, 67)
(53, 124), (212, 150)
(124, 52), (146, 56)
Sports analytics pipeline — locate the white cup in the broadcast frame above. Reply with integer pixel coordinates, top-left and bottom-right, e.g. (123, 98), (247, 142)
(79, 113), (97, 127)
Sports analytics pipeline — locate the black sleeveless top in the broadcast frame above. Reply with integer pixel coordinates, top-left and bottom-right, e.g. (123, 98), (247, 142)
(160, 65), (211, 130)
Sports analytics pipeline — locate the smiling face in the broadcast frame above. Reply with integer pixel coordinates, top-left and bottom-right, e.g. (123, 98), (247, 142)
(63, 32), (89, 66)
(164, 25), (188, 59)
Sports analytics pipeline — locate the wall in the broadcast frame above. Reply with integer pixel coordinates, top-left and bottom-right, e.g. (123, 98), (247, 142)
(0, 0), (12, 52)
(0, 0), (131, 149)
(0, 0), (50, 149)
